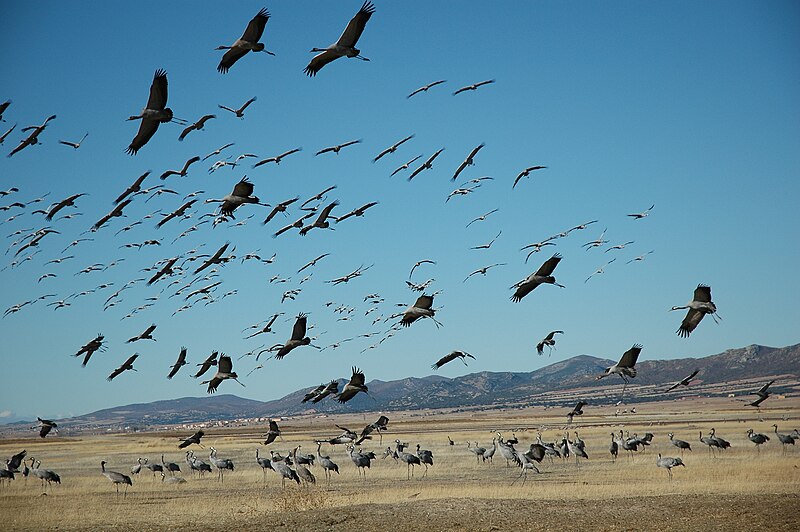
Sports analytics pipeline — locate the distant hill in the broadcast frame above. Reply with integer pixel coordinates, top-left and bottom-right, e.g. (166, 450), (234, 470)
(9, 343), (797, 431)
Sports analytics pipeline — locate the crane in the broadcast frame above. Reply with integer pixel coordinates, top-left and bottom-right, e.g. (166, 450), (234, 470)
(218, 96), (257, 118)
(656, 454), (684, 481)
(167, 347), (188, 379)
(7, 114), (56, 158)
(596, 344), (642, 400)
(336, 367), (369, 403)
(202, 354), (245, 394)
(208, 447), (234, 483)
(205, 177), (262, 218)
(668, 433), (692, 455)
(100, 461), (132, 497)
(304, 1), (376, 76)
(536, 330), (564, 356)
(453, 79), (495, 96)
(510, 253), (564, 302)
(35, 417), (58, 438)
(746, 429), (770, 453)
(401, 294), (440, 328)
(431, 350), (475, 370)
(407, 80), (446, 98)
(217, 9), (273, 73)
(665, 369), (700, 392)
(275, 314), (311, 359)
(451, 143), (485, 181)
(374, 134), (414, 162)
(126, 70), (180, 155)
(671, 285), (720, 337)
(179, 114), (215, 141)
(107, 354), (139, 381)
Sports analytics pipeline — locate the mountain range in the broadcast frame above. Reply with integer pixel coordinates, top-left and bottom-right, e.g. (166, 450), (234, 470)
(3, 343), (798, 432)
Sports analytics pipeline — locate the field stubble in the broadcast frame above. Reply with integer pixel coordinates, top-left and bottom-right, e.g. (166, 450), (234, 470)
(1, 397), (798, 531)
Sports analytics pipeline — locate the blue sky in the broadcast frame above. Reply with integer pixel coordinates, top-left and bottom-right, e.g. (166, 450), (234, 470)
(1, 1), (798, 421)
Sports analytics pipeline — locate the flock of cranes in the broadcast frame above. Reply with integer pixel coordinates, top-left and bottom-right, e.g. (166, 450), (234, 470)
(3, 415), (799, 495)
(3, 2), (793, 508)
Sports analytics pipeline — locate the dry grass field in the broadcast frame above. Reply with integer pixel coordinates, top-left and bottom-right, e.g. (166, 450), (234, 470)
(1, 397), (799, 531)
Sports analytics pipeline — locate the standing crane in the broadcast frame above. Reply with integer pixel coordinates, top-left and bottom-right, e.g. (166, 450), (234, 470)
(316, 442), (339, 485)
(304, 1), (376, 76)
(772, 424), (796, 452)
(656, 454), (685, 481)
(292, 447), (316, 486)
(668, 433), (692, 455)
(100, 461), (132, 497)
(255, 449), (273, 481)
(217, 9), (274, 73)
(208, 447), (234, 483)
(746, 429), (770, 453)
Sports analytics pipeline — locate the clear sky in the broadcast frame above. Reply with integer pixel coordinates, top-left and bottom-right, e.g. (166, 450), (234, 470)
(1, 1), (798, 421)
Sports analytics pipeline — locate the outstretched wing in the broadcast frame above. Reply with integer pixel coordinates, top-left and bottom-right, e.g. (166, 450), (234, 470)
(535, 254), (562, 276)
(218, 355), (233, 374)
(338, 1), (375, 47)
(677, 309), (704, 337)
(693, 284), (712, 303)
(231, 178), (255, 198)
(413, 294), (434, 310)
(290, 314), (307, 341)
(618, 344), (642, 368)
(349, 366), (365, 387)
(127, 119), (160, 155)
(144, 70), (168, 111)
(242, 8), (269, 42)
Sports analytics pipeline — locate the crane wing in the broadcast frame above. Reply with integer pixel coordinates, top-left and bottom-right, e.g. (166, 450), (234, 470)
(231, 178), (254, 198)
(693, 284), (712, 303)
(290, 314), (308, 341)
(618, 344), (642, 368)
(218, 355), (233, 374)
(242, 8), (269, 42)
(349, 366), (366, 387)
(337, 1), (375, 47)
(756, 380), (774, 394)
(535, 253), (562, 276)
(146, 70), (168, 110)
(413, 294), (434, 310)
(304, 51), (338, 77)
(677, 309), (704, 337)
(127, 119), (160, 155)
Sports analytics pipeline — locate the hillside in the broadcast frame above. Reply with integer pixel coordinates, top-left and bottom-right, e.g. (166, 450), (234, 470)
(5, 343), (797, 431)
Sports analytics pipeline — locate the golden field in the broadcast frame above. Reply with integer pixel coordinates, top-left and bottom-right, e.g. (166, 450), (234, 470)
(1, 396), (799, 531)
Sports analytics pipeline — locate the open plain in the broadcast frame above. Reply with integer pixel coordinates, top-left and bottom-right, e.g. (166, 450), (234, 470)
(1, 396), (798, 531)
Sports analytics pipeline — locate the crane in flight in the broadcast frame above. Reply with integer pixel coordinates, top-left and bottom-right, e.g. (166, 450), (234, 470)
(216, 8), (274, 73)
(127, 70), (183, 155)
(304, 1), (376, 76)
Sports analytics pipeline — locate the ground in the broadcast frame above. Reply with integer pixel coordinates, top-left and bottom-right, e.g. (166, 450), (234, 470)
(1, 397), (798, 531)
